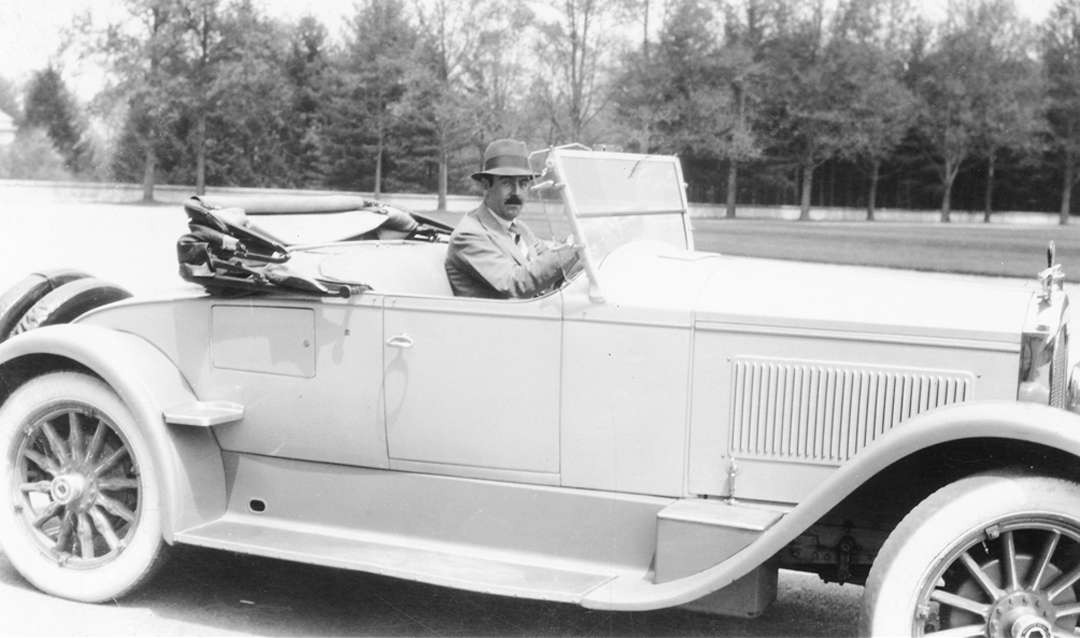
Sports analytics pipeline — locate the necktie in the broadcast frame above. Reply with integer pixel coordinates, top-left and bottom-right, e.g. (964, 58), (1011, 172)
(509, 223), (528, 261)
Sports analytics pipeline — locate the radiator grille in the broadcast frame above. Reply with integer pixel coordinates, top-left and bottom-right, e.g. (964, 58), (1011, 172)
(1051, 327), (1069, 409)
(729, 358), (972, 464)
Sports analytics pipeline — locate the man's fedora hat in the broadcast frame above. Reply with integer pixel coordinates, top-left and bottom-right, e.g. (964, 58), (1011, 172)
(471, 139), (539, 182)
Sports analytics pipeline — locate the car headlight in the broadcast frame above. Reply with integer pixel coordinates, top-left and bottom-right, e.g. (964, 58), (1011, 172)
(1019, 254), (1070, 409)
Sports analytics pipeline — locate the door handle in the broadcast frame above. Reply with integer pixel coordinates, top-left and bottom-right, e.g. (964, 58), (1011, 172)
(386, 334), (413, 349)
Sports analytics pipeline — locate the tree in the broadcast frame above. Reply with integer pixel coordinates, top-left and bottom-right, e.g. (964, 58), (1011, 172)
(322, 0), (417, 195)
(625, 0), (761, 211)
(716, 0), (773, 217)
(831, 0), (918, 221)
(101, 0), (294, 190)
(531, 0), (625, 143)
(89, 0), (191, 199)
(1043, 0), (1080, 224)
(354, 0), (416, 196)
(199, 1), (293, 188)
(907, 0), (1029, 222)
(652, 0), (731, 153)
(412, 0), (535, 207)
(611, 43), (677, 154)
(0, 129), (73, 180)
(183, 0), (223, 195)
(23, 66), (91, 174)
(966, 0), (1043, 222)
(283, 15), (333, 189)
(758, 0), (855, 221)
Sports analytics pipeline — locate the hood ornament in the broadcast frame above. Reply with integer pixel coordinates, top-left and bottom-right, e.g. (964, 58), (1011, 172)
(1039, 240), (1065, 301)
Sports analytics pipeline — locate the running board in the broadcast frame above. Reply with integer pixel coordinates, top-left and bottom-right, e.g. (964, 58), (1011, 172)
(174, 515), (620, 603)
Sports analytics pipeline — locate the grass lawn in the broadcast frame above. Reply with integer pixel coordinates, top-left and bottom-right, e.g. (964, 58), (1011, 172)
(691, 218), (1080, 282)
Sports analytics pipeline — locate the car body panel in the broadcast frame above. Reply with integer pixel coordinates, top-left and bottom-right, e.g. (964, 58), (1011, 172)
(382, 292), (563, 477)
(173, 452), (672, 603)
(685, 320), (1020, 503)
(560, 309), (692, 496)
(211, 305), (316, 377)
(695, 255), (1031, 343)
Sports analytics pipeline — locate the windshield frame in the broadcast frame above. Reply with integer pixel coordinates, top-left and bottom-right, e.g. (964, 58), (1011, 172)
(531, 146), (694, 303)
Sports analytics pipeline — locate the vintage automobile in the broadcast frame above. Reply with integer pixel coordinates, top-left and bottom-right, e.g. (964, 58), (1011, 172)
(1, 145), (1079, 637)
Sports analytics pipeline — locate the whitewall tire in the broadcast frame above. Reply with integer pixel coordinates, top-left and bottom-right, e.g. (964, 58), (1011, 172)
(0, 372), (168, 602)
(861, 473), (1080, 637)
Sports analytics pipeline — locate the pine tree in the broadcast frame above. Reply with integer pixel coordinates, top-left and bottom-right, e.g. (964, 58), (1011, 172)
(23, 66), (90, 174)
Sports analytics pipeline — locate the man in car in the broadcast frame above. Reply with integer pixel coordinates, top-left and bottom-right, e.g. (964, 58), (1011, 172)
(444, 139), (580, 299)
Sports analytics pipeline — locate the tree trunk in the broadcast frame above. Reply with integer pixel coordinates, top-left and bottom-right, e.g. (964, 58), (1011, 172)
(141, 137), (156, 202)
(940, 177), (953, 223)
(727, 79), (745, 220)
(1062, 150), (1074, 226)
(375, 142), (383, 198)
(195, 113), (207, 196)
(867, 159), (880, 221)
(437, 128), (448, 212)
(726, 160), (737, 218)
(940, 159), (960, 223)
(983, 153), (995, 223)
(799, 164), (813, 221)
(642, 0), (649, 60)
(374, 118), (384, 199)
(194, 9), (210, 198)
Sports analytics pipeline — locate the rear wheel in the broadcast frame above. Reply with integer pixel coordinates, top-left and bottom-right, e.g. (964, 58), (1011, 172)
(860, 474), (1080, 637)
(0, 372), (168, 602)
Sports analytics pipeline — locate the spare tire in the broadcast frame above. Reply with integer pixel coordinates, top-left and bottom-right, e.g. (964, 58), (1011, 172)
(0, 269), (91, 342)
(11, 278), (132, 337)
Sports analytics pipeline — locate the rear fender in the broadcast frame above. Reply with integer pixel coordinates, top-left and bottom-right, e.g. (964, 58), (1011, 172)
(584, 401), (1080, 610)
(0, 324), (226, 542)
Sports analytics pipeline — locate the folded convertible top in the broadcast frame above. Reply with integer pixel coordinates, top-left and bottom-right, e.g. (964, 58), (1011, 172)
(177, 196), (358, 298)
(187, 194), (371, 216)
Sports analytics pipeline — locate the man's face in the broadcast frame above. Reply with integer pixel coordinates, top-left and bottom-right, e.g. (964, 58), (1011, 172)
(484, 175), (531, 221)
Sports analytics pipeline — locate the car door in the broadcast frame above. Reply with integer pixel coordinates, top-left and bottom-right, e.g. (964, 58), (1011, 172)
(382, 292), (563, 481)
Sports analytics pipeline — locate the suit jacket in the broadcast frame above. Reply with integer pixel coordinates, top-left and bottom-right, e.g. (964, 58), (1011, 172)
(445, 205), (576, 299)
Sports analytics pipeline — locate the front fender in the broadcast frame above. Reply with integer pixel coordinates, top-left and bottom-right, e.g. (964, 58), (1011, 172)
(0, 324), (227, 541)
(583, 400), (1080, 610)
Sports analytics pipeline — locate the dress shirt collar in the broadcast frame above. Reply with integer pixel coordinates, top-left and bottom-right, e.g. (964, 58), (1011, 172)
(485, 206), (517, 234)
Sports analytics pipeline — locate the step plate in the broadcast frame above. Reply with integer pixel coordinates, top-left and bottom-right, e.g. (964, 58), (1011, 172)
(175, 517), (615, 602)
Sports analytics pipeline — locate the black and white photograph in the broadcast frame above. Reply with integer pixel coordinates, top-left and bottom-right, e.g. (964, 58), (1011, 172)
(1, 0), (1078, 636)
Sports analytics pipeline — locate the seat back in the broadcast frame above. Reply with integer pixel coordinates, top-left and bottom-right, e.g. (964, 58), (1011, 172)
(318, 242), (453, 297)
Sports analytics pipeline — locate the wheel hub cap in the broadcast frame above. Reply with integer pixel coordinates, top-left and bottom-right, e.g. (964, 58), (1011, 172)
(988, 592), (1055, 638)
(49, 474), (88, 506)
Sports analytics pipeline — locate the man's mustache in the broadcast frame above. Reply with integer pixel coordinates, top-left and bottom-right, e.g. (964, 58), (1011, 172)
(505, 195), (524, 206)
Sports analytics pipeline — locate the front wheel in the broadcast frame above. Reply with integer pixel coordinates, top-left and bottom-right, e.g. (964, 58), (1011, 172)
(861, 474), (1080, 637)
(0, 372), (168, 602)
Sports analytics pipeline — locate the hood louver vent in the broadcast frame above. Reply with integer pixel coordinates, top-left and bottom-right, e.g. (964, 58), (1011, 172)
(730, 358), (973, 464)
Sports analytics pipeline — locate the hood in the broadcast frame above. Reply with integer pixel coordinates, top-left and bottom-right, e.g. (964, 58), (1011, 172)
(598, 242), (1033, 345)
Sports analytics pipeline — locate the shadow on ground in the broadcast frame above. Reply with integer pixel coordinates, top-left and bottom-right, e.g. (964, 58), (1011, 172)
(114, 546), (860, 637)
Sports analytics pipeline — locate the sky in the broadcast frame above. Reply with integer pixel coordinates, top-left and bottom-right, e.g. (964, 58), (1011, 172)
(0, 0), (1061, 102)
(0, 0), (360, 90)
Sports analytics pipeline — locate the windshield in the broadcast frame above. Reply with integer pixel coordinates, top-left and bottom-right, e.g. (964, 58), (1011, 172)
(533, 148), (692, 265)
